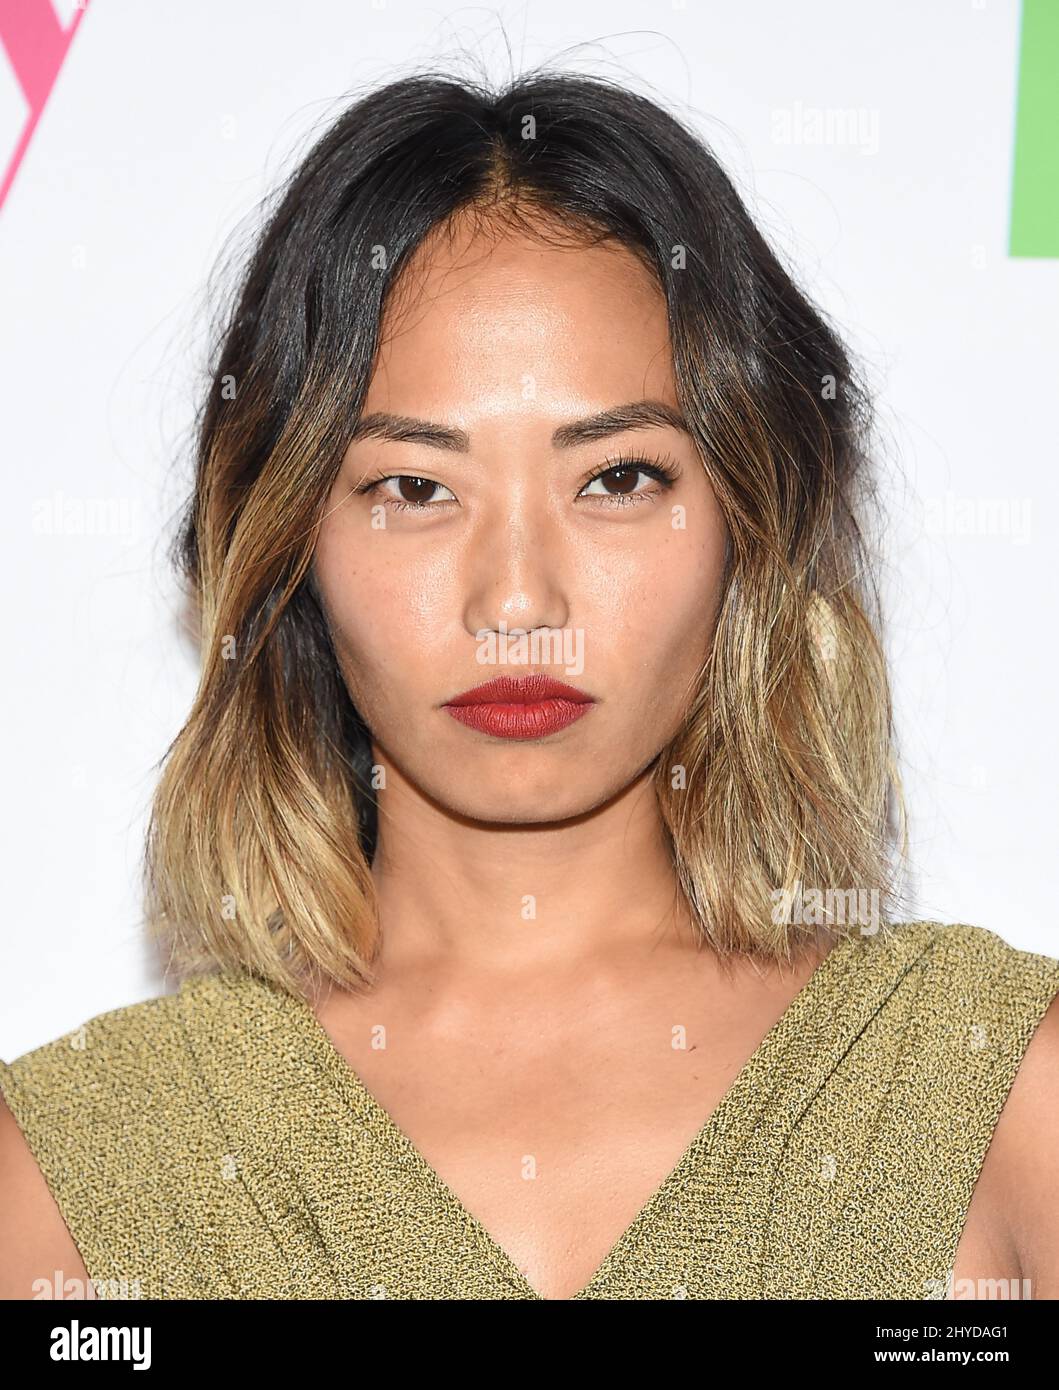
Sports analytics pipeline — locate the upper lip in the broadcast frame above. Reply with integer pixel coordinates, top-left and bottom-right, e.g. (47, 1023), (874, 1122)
(444, 673), (594, 706)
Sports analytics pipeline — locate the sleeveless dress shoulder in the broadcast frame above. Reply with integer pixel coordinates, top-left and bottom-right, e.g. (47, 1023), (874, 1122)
(2, 919), (1058, 1300)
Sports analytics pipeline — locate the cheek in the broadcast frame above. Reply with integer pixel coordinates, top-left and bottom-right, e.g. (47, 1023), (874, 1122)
(583, 526), (723, 673)
(314, 520), (457, 698)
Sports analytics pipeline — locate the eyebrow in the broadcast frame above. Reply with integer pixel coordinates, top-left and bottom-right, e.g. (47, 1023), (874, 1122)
(349, 400), (691, 452)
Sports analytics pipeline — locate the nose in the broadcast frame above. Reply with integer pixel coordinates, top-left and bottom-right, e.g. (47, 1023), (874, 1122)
(461, 499), (570, 640)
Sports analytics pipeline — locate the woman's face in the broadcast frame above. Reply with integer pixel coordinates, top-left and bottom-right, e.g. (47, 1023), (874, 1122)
(313, 214), (728, 824)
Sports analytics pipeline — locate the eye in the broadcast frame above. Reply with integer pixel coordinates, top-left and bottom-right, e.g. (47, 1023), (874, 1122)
(578, 455), (679, 507)
(364, 475), (457, 510)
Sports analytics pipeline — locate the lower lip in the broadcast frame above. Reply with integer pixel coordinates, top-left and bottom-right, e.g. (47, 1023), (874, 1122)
(444, 698), (593, 739)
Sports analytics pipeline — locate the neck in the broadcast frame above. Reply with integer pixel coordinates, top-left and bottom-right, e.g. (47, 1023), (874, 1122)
(366, 756), (694, 979)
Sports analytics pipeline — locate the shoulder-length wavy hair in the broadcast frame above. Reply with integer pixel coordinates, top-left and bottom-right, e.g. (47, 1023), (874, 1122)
(144, 69), (909, 1000)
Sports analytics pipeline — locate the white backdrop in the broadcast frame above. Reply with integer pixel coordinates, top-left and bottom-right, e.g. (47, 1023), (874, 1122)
(2, 0), (1056, 1060)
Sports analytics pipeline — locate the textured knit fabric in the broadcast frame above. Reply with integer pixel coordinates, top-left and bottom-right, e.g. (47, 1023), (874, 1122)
(2, 919), (1058, 1300)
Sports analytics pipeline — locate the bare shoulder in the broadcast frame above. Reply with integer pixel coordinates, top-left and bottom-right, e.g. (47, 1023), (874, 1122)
(975, 987), (1059, 1296)
(0, 1090), (90, 1299)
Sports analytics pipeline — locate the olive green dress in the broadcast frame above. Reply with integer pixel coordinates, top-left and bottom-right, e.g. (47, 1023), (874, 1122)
(2, 919), (1058, 1300)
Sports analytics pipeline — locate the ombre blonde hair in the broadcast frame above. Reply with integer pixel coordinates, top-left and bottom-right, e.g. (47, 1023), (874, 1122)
(144, 71), (909, 1001)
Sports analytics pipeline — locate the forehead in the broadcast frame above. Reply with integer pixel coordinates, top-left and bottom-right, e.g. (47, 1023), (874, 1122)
(366, 210), (677, 422)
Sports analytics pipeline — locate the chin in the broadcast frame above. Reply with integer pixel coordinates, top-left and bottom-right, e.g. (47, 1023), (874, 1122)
(428, 765), (632, 827)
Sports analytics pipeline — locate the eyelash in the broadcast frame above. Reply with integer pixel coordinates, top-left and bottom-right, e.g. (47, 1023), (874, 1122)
(582, 453), (680, 508)
(354, 453), (680, 513)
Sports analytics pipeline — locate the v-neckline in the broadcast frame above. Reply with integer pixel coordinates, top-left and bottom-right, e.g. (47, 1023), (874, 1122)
(283, 929), (862, 1300)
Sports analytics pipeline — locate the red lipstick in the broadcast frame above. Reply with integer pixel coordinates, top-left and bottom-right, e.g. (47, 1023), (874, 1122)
(443, 672), (595, 740)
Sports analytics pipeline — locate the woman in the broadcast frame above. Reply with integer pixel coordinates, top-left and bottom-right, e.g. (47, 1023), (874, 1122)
(2, 71), (1057, 1302)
